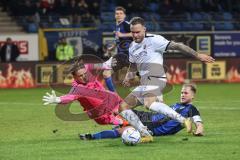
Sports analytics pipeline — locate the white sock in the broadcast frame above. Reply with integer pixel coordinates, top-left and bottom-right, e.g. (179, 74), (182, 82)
(120, 109), (151, 136)
(149, 102), (185, 123)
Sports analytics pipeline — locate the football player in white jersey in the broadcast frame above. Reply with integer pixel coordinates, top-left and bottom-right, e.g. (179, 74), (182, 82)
(118, 17), (214, 142)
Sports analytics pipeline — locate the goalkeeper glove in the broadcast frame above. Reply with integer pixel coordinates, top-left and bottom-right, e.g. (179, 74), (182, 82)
(42, 90), (61, 105)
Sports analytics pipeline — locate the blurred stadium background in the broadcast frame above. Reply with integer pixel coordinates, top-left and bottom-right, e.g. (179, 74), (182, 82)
(0, 0), (240, 160)
(0, 0), (240, 87)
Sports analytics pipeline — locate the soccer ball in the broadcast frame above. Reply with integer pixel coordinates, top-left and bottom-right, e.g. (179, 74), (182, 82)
(121, 127), (141, 146)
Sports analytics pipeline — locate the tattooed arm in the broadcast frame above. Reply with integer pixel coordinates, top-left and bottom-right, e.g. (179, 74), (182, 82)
(167, 41), (215, 63)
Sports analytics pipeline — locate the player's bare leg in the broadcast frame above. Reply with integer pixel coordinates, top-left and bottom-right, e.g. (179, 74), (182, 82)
(144, 93), (192, 133)
(119, 94), (153, 143)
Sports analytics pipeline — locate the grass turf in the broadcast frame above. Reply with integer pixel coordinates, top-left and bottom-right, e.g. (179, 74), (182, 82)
(0, 83), (240, 160)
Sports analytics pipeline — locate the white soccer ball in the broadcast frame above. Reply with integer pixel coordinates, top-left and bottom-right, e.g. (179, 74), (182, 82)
(121, 127), (141, 146)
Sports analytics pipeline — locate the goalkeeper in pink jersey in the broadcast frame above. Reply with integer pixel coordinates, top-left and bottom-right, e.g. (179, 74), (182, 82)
(42, 61), (128, 126)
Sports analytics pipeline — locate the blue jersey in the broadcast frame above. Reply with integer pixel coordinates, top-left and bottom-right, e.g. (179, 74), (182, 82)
(133, 103), (201, 136)
(115, 20), (132, 55)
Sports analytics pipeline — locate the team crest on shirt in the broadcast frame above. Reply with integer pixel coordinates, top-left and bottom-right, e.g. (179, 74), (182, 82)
(179, 106), (185, 110)
(134, 50), (148, 60)
(172, 104), (185, 111)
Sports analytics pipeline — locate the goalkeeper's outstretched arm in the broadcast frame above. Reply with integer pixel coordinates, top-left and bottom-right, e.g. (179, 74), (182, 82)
(42, 90), (79, 105)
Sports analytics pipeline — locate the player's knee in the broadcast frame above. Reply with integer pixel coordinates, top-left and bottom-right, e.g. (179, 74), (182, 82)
(143, 94), (157, 109)
(103, 70), (111, 78)
(124, 94), (139, 108)
(119, 102), (129, 112)
(143, 101), (152, 109)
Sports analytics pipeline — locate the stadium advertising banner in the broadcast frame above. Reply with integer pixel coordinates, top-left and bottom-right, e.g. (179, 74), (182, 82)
(165, 59), (187, 84)
(213, 33), (240, 57)
(56, 64), (73, 84)
(36, 63), (73, 85)
(36, 64), (57, 84)
(187, 61), (205, 80)
(196, 36), (211, 55)
(153, 33), (212, 58)
(0, 62), (35, 88)
(206, 61), (226, 80)
(104, 31), (240, 58)
(0, 34), (39, 61)
(157, 32), (240, 58)
(0, 58), (239, 88)
(42, 29), (102, 60)
(225, 58), (240, 82)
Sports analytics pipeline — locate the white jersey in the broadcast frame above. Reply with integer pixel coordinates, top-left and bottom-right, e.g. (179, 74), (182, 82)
(129, 34), (170, 77)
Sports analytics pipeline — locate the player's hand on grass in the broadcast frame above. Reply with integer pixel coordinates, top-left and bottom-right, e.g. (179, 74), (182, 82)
(192, 122), (204, 136)
(42, 90), (61, 105)
(193, 131), (204, 136)
(192, 127), (204, 136)
(197, 53), (215, 63)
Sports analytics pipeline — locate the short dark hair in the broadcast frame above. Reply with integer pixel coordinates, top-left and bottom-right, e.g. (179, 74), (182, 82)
(130, 17), (145, 26)
(115, 6), (126, 14)
(183, 83), (197, 94)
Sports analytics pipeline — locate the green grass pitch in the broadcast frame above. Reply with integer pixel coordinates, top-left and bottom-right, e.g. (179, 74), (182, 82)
(0, 84), (240, 160)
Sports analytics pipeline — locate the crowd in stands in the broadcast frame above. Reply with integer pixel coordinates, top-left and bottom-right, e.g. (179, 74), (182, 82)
(1, 0), (100, 28)
(116, 0), (240, 14)
(0, 0), (240, 32)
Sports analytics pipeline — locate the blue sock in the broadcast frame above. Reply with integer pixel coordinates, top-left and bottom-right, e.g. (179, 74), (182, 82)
(92, 130), (120, 139)
(104, 77), (115, 92)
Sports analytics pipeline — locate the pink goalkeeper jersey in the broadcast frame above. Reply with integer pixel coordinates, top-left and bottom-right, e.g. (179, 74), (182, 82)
(59, 64), (121, 116)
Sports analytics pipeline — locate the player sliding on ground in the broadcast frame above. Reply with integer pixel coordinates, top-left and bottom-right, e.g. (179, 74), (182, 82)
(80, 84), (204, 140)
(42, 60), (127, 126)
(118, 17), (214, 142)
